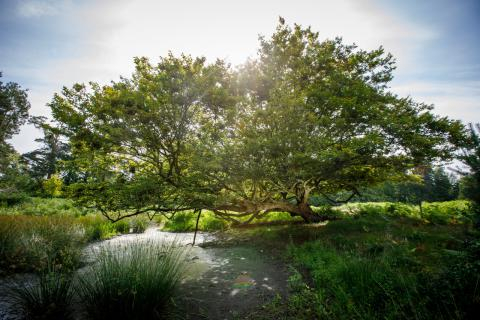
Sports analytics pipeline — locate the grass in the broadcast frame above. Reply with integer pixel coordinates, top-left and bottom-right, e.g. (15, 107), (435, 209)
(0, 215), (86, 274)
(282, 235), (480, 319)
(78, 215), (150, 241)
(76, 240), (188, 320)
(237, 208), (479, 319)
(4, 239), (186, 320)
(6, 270), (75, 320)
(0, 213), (148, 274)
(0, 197), (476, 318)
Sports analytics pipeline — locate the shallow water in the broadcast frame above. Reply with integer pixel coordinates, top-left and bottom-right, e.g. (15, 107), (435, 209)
(0, 228), (217, 320)
(0, 228), (289, 320)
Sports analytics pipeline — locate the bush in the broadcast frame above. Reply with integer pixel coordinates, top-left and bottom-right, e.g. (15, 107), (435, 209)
(0, 197), (93, 217)
(76, 240), (188, 320)
(130, 215), (149, 233)
(162, 210), (227, 232)
(42, 175), (63, 198)
(162, 211), (195, 231)
(113, 219), (130, 234)
(0, 189), (28, 206)
(78, 215), (118, 241)
(421, 200), (473, 225)
(340, 201), (474, 225)
(6, 270), (75, 320)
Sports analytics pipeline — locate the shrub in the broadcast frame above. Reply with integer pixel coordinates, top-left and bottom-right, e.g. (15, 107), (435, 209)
(76, 240), (188, 320)
(162, 210), (227, 232)
(0, 197), (93, 217)
(353, 202), (388, 216)
(113, 219), (130, 234)
(130, 215), (149, 233)
(421, 200), (473, 225)
(42, 175), (63, 198)
(163, 211), (195, 231)
(0, 189), (28, 206)
(311, 206), (344, 219)
(6, 270), (75, 320)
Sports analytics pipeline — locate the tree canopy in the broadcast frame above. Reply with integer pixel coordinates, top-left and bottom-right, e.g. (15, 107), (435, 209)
(49, 21), (466, 222)
(0, 73), (31, 173)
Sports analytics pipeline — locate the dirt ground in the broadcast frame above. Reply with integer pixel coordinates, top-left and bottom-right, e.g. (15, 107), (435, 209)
(176, 245), (290, 319)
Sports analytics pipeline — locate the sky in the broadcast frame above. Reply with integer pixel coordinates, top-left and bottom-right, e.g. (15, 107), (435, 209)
(1, 0), (479, 154)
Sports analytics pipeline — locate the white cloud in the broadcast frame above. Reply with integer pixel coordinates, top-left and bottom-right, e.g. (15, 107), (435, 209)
(391, 81), (480, 123)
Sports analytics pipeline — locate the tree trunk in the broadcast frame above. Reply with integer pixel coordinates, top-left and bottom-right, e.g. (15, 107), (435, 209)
(296, 202), (325, 223)
(214, 199), (337, 224)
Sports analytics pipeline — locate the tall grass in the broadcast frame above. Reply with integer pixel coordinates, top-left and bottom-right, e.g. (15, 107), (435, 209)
(6, 270), (75, 320)
(78, 215), (149, 241)
(284, 218), (480, 320)
(0, 215), (85, 273)
(0, 213), (149, 273)
(76, 240), (188, 320)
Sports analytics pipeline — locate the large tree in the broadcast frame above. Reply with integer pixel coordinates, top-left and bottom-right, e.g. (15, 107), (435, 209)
(0, 73), (31, 173)
(50, 21), (466, 222)
(22, 116), (72, 181)
(457, 124), (480, 205)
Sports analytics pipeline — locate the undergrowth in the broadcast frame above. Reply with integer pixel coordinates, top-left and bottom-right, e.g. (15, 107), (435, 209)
(76, 240), (188, 320)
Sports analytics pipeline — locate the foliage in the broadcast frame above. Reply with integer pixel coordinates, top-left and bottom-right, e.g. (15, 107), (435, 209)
(76, 240), (188, 320)
(0, 153), (36, 205)
(457, 123), (480, 227)
(326, 166), (459, 205)
(6, 270), (75, 320)
(159, 201), (472, 232)
(49, 19), (466, 223)
(76, 214), (135, 241)
(0, 186), (28, 206)
(42, 174), (63, 197)
(341, 200), (473, 224)
(22, 116), (73, 182)
(129, 215), (149, 233)
(0, 197), (92, 216)
(0, 73), (31, 172)
(161, 210), (228, 232)
(0, 215), (85, 273)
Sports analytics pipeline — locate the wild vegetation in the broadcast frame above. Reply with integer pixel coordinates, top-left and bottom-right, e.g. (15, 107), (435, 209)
(77, 241), (187, 320)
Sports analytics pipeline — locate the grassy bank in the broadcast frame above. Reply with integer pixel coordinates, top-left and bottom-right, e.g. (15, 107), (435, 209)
(237, 206), (479, 319)
(0, 197), (150, 274)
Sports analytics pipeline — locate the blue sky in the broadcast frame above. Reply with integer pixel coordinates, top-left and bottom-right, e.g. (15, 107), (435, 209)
(1, 0), (479, 153)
